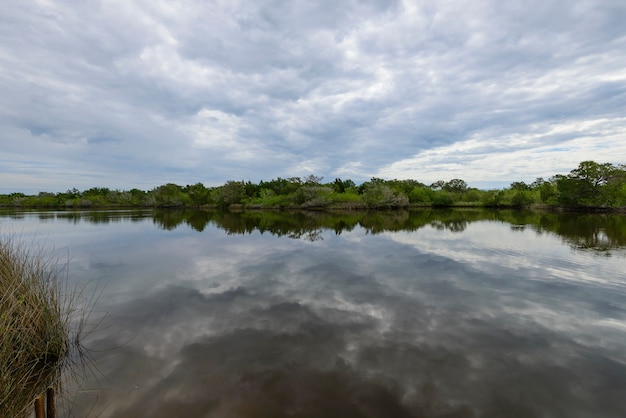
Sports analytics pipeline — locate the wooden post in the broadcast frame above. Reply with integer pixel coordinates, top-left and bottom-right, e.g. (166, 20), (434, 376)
(47, 387), (56, 418)
(34, 395), (45, 418)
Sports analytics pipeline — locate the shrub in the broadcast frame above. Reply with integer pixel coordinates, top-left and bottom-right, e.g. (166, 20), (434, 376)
(432, 192), (454, 207)
(0, 235), (86, 417)
(408, 187), (433, 204)
(362, 184), (409, 208)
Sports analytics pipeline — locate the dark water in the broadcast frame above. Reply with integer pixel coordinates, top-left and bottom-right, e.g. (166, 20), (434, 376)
(2, 209), (626, 417)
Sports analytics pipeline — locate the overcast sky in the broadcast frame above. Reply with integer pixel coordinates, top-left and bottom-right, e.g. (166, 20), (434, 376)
(1, 0), (625, 193)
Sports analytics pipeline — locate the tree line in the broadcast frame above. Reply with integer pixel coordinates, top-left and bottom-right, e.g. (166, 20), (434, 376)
(1, 161), (625, 210)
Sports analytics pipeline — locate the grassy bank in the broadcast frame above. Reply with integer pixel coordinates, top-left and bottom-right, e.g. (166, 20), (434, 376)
(0, 235), (84, 417)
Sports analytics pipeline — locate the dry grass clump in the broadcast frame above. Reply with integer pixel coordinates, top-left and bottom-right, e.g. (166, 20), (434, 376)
(0, 235), (82, 417)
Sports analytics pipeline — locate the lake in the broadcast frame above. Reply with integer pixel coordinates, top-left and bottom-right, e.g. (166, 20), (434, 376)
(2, 208), (626, 417)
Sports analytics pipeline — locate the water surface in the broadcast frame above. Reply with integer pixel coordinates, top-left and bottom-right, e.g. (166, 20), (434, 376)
(2, 209), (625, 417)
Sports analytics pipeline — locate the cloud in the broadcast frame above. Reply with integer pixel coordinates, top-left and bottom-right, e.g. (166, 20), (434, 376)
(55, 217), (626, 417)
(77, 277), (626, 417)
(377, 117), (626, 185)
(9, 210), (623, 416)
(1, 0), (625, 192)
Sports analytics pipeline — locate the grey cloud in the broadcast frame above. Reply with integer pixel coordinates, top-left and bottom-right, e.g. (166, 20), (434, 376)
(78, 273), (626, 417)
(18, 216), (622, 417)
(1, 0), (625, 191)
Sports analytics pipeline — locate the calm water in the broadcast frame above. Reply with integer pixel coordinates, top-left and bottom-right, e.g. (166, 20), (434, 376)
(2, 209), (626, 418)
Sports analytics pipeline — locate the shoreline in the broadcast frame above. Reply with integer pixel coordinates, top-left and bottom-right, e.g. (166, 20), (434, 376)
(2, 203), (625, 214)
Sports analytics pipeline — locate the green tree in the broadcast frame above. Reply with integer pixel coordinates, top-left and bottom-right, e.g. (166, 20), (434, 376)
(408, 186), (434, 204)
(152, 183), (187, 207)
(431, 191), (454, 206)
(539, 181), (558, 204)
(296, 185), (334, 207)
(430, 180), (445, 190)
(570, 161), (615, 187)
(34, 192), (58, 206)
(362, 180), (409, 208)
(243, 181), (260, 201)
(332, 178), (356, 193)
(556, 161), (617, 206)
(511, 190), (533, 207)
(602, 164), (626, 206)
(510, 181), (529, 191)
(260, 177), (301, 196)
(463, 188), (483, 203)
(481, 190), (505, 207)
(303, 174), (323, 185)
(184, 183), (211, 206)
(443, 179), (468, 194)
(215, 181), (246, 207)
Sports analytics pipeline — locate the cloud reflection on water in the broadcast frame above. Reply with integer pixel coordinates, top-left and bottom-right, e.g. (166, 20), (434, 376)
(76, 224), (626, 418)
(3, 209), (625, 417)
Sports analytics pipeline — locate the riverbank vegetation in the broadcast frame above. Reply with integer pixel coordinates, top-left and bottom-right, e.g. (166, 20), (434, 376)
(2, 161), (625, 211)
(161, 208), (626, 251)
(6, 207), (624, 254)
(0, 235), (84, 417)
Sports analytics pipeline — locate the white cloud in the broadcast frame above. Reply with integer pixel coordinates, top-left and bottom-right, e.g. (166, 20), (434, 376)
(1, 0), (625, 192)
(184, 109), (245, 149)
(376, 116), (626, 185)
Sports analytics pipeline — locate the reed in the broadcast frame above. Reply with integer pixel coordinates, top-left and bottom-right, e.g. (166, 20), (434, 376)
(0, 234), (85, 417)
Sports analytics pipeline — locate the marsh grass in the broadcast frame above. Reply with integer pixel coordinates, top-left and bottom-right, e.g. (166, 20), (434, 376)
(0, 234), (88, 417)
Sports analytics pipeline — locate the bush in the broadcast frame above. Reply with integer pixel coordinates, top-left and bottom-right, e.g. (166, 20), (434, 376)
(463, 189), (482, 202)
(432, 192), (454, 207)
(408, 187), (433, 204)
(511, 190), (533, 207)
(362, 184), (409, 208)
(0, 235), (86, 417)
(248, 189), (295, 207)
(296, 186), (333, 207)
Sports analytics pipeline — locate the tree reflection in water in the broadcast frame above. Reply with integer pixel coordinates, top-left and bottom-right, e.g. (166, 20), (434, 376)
(14, 208), (622, 254)
(2, 208), (625, 417)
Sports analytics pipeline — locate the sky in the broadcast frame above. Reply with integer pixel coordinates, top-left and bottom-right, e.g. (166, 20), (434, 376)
(1, 0), (625, 193)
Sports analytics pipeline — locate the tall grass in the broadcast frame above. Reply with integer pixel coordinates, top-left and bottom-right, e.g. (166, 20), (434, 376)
(0, 234), (86, 417)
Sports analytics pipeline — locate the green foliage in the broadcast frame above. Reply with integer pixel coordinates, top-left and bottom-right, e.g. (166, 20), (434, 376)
(481, 190), (505, 207)
(243, 181), (260, 201)
(1, 161), (624, 210)
(152, 183), (188, 207)
(31, 192), (59, 207)
(510, 190), (533, 207)
(183, 183), (211, 206)
(463, 189), (483, 203)
(296, 185), (334, 207)
(430, 180), (446, 190)
(303, 174), (323, 185)
(214, 181), (246, 207)
(328, 191), (362, 204)
(603, 165), (626, 206)
(510, 181), (529, 191)
(538, 182), (558, 204)
(556, 177), (592, 206)
(554, 161), (624, 206)
(385, 179), (424, 195)
(361, 180), (409, 208)
(617, 184), (626, 206)
(431, 191), (454, 207)
(259, 177), (302, 196)
(443, 179), (468, 194)
(332, 178), (356, 193)
(408, 186), (434, 204)
(248, 189), (294, 208)
(571, 161), (615, 187)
